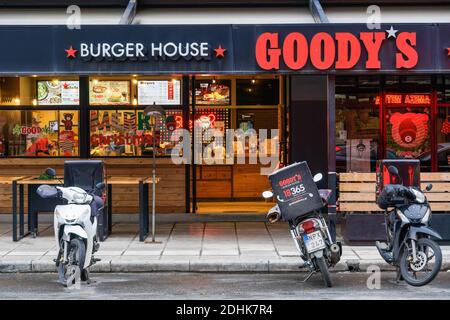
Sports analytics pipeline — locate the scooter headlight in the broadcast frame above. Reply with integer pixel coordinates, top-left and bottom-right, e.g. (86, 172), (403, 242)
(72, 192), (88, 204)
(396, 209), (409, 224)
(411, 189), (425, 204)
(420, 208), (432, 224)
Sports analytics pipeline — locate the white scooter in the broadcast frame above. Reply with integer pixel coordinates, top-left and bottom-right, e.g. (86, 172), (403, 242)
(36, 169), (105, 287)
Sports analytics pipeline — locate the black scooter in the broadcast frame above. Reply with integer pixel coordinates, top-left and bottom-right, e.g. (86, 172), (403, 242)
(263, 173), (341, 288)
(376, 165), (442, 286)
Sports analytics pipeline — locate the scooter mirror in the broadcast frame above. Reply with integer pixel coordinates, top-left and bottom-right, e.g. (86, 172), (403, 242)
(387, 165), (402, 184)
(313, 173), (323, 183)
(425, 183), (433, 191)
(388, 165), (399, 176)
(95, 182), (106, 190)
(262, 191), (274, 199)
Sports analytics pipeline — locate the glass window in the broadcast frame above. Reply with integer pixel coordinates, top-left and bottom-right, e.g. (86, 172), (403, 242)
(1, 76), (79, 107)
(137, 80), (181, 105)
(37, 80), (79, 105)
(386, 107), (432, 171)
(195, 80), (231, 106)
(0, 109), (79, 157)
(385, 75), (432, 93)
(236, 79), (279, 105)
(437, 106), (450, 171)
(437, 76), (450, 105)
(89, 80), (131, 105)
(90, 108), (182, 157)
(335, 76), (380, 172)
(192, 108), (230, 161)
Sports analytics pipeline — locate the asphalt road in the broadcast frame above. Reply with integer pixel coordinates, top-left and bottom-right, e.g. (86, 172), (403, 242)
(0, 272), (450, 300)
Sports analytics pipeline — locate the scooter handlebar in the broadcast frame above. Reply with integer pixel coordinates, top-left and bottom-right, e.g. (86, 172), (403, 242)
(36, 184), (60, 199)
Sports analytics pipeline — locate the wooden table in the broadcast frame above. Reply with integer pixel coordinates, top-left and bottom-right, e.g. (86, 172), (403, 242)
(10, 175), (159, 242)
(0, 176), (29, 241)
(106, 176), (159, 241)
(14, 177), (64, 241)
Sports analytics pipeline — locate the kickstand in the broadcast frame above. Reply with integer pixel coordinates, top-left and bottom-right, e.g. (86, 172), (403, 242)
(302, 270), (315, 283)
(395, 268), (404, 284)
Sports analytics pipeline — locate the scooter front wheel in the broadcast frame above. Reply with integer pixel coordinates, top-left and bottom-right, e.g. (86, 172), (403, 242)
(316, 256), (333, 288)
(400, 237), (442, 287)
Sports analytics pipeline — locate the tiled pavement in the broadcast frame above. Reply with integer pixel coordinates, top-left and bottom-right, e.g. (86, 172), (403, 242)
(1, 221), (450, 273)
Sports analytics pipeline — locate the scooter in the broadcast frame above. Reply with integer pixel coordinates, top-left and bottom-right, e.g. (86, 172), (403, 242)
(263, 172), (341, 287)
(36, 168), (105, 287)
(376, 165), (442, 286)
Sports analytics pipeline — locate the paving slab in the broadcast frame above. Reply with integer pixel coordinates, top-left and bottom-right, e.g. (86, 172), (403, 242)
(1, 221), (449, 274)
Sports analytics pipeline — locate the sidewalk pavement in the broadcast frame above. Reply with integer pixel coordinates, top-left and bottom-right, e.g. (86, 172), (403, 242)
(1, 221), (450, 273)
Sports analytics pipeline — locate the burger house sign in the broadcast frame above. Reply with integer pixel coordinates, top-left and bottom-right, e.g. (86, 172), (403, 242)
(65, 42), (227, 61)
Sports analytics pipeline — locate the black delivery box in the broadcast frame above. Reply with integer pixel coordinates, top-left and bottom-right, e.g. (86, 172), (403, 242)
(269, 162), (322, 221)
(376, 159), (420, 202)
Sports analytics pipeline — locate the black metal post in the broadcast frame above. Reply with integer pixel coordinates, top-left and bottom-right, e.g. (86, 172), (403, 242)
(79, 76), (90, 158)
(144, 182), (149, 236)
(182, 75), (191, 213)
(107, 184), (113, 234)
(19, 184), (24, 237)
(327, 75), (337, 242)
(191, 76), (197, 213)
(139, 180), (147, 241)
(12, 180), (17, 241)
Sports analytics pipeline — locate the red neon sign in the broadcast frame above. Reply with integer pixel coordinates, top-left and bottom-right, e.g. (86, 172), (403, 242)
(375, 94), (431, 105)
(175, 115), (183, 129)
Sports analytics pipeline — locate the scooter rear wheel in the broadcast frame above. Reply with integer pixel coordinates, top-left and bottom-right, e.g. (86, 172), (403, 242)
(316, 256), (333, 288)
(60, 238), (86, 287)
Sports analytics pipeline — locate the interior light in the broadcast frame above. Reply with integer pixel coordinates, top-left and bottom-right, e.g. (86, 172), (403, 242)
(133, 97), (138, 105)
(14, 98), (20, 105)
(132, 79), (138, 84)
(32, 99), (37, 106)
(92, 79), (99, 84)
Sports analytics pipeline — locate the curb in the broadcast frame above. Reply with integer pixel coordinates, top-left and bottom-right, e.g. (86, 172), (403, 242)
(2, 259), (450, 273)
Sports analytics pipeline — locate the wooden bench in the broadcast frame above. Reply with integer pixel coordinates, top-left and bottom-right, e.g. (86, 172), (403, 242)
(338, 172), (450, 213)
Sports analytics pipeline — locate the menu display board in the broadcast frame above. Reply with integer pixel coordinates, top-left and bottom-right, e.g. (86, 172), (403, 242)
(137, 80), (181, 105)
(195, 80), (230, 105)
(89, 80), (130, 105)
(37, 81), (79, 105)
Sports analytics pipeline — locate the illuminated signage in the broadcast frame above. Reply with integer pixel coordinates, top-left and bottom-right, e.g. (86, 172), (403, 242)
(375, 94), (431, 105)
(255, 31), (418, 70)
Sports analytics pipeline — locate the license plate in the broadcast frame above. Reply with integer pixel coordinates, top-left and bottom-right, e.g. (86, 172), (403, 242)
(303, 231), (326, 253)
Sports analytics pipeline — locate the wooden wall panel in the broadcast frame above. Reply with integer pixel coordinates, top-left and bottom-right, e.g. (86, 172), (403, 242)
(233, 164), (271, 198)
(339, 172), (450, 213)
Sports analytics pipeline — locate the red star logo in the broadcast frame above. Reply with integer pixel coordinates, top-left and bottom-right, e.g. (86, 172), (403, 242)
(63, 82), (69, 89)
(65, 46), (77, 58)
(214, 45), (226, 58)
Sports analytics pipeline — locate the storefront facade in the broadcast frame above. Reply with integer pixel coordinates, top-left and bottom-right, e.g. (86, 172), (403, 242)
(0, 21), (449, 219)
